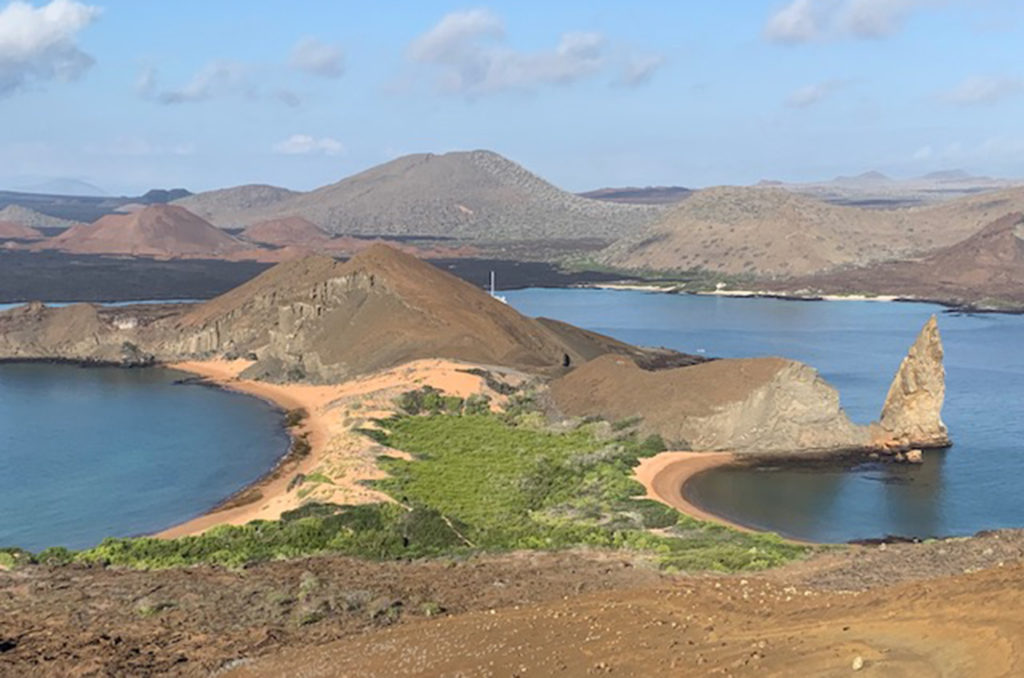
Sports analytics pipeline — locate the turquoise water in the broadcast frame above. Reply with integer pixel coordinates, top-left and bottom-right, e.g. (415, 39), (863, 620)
(505, 289), (1024, 543)
(0, 363), (289, 551)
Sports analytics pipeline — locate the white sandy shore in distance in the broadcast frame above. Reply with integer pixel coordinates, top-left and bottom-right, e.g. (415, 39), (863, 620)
(158, 358), (518, 539)
(584, 281), (901, 302)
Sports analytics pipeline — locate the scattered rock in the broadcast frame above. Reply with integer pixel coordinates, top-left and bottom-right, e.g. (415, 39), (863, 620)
(852, 655), (864, 671)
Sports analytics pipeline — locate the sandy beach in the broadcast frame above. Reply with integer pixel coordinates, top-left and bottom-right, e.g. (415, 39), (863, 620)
(159, 358), (520, 539)
(633, 451), (752, 532)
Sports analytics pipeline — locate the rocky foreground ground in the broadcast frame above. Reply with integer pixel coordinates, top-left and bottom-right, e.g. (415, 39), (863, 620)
(3, 531), (1024, 676)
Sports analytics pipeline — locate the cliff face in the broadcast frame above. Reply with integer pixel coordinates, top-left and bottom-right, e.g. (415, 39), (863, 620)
(551, 316), (950, 456)
(873, 316), (950, 449)
(550, 354), (869, 454)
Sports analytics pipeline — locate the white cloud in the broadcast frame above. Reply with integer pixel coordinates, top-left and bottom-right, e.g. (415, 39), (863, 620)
(764, 0), (831, 43)
(0, 0), (100, 97)
(912, 145), (933, 160)
(941, 75), (1024, 105)
(289, 36), (344, 78)
(155, 60), (255, 104)
(408, 9), (607, 95)
(785, 79), (846, 107)
(765, 0), (933, 43)
(273, 134), (345, 156)
(618, 53), (665, 87)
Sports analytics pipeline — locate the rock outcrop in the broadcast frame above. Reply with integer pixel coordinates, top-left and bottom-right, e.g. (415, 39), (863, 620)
(873, 316), (950, 449)
(550, 354), (869, 453)
(551, 315), (951, 456)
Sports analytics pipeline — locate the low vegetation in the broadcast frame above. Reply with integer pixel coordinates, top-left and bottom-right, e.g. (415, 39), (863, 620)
(11, 392), (808, 572)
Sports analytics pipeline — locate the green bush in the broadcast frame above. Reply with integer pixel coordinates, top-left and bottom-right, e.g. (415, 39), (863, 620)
(27, 411), (807, 573)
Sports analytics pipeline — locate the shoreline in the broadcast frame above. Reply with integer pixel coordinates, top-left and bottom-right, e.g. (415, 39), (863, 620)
(155, 358), (512, 540)
(155, 360), (327, 540)
(633, 451), (755, 533)
(634, 451), (816, 545)
(157, 360), (337, 539)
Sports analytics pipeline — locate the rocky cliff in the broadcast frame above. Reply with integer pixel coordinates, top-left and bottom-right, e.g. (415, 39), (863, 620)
(551, 316), (950, 455)
(873, 316), (950, 449)
(551, 354), (869, 453)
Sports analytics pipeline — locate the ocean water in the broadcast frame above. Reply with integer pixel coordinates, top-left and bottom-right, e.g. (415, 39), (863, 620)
(0, 363), (288, 551)
(505, 288), (1024, 543)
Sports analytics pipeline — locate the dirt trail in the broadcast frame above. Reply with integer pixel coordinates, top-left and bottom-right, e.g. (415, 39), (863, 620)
(231, 562), (1024, 677)
(159, 358), (518, 538)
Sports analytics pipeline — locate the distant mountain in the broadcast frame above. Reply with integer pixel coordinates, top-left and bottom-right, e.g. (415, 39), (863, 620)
(6, 177), (108, 197)
(578, 186), (693, 205)
(0, 204), (76, 229)
(786, 213), (1024, 309)
(600, 184), (1024, 278)
(139, 188), (192, 204)
(178, 151), (664, 241)
(0, 220), (43, 240)
(240, 216), (331, 247)
(832, 170), (892, 185)
(173, 185), (301, 223)
(46, 204), (247, 258)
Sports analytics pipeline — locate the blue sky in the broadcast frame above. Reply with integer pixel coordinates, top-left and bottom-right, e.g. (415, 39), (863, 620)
(0, 0), (1022, 195)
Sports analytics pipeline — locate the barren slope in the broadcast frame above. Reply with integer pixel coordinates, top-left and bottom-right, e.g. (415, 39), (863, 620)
(175, 245), (677, 381)
(172, 184), (299, 223)
(603, 185), (1024, 278)
(0, 220), (42, 240)
(784, 212), (1024, 308)
(182, 150), (664, 240)
(239, 216), (331, 247)
(45, 204), (247, 258)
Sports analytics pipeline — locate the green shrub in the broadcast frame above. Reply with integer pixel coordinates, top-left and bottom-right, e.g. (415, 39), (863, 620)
(33, 411), (807, 573)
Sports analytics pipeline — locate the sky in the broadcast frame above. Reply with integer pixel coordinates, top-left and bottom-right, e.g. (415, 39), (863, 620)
(0, 0), (1023, 195)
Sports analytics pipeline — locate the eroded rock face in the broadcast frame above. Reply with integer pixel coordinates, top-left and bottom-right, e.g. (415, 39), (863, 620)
(550, 354), (869, 454)
(874, 315), (950, 449)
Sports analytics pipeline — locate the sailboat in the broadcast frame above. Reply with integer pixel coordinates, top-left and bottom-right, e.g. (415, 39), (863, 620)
(489, 271), (508, 304)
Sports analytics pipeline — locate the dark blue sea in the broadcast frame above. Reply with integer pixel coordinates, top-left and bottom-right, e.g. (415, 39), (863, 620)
(506, 288), (1024, 543)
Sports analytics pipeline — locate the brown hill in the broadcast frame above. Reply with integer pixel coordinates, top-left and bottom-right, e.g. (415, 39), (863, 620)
(785, 213), (1024, 309)
(239, 216), (331, 247)
(45, 204), (247, 258)
(178, 150), (664, 241)
(172, 184), (299, 223)
(0, 204), (76, 229)
(602, 185), (1024, 278)
(175, 245), (681, 382)
(0, 220), (42, 240)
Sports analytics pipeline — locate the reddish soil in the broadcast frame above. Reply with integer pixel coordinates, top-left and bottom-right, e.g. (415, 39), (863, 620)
(5, 533), (1024, 676)
(0, 221), (42, 240)
(44, 204), (247, 258)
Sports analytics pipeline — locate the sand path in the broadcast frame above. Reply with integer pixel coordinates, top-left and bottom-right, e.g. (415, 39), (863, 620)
(158, 358), (517, 538)
(633, 451), (751, 531)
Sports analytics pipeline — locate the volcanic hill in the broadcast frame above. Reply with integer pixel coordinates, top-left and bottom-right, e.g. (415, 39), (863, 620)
(175, 245), (683, 382)
(0, 220), (43, 240)
(177, 150), (664, 241)
(0, 204), (76, 230)
(173, 184), (300, 224)
(239, 216), (331, 248)
(602, 185), (1024, 278)
(45, 204), (247, 259)
(784, 213), (1024, 309)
